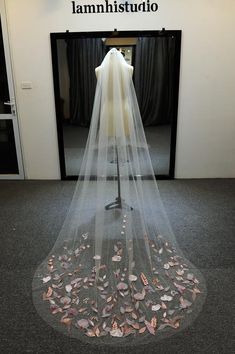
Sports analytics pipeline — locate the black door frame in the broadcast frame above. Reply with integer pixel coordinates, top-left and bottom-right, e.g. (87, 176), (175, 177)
(50, 29), (182, 180)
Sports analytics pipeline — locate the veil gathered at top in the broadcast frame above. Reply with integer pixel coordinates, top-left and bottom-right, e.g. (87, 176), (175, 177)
(32, 48), (206, 345)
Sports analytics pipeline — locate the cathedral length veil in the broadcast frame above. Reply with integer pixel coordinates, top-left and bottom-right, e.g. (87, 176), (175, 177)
(32, 48), (206, 345)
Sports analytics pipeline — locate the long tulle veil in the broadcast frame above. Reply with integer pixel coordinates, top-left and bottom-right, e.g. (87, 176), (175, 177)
(32, 48), (206, 345)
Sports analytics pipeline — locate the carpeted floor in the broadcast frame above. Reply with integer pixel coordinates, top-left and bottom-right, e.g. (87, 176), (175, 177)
(0, 179), (234, 354)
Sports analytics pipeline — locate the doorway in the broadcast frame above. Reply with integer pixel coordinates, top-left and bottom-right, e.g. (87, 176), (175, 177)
(0, 0), (24, 179)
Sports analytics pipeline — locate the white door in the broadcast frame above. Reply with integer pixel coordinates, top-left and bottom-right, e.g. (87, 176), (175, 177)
(0, 0), (24, 179)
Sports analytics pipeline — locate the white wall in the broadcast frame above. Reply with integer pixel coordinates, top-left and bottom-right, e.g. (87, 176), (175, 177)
(5, 0), (235, 179)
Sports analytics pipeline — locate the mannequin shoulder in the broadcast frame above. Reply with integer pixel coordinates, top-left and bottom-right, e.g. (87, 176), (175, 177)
(95, 66), (101, 78)
(127, 65), (134, 76)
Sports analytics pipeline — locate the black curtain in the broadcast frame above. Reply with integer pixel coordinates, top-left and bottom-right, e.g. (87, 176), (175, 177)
(134, 37), (176, 126)
(67, 38), (106, 126)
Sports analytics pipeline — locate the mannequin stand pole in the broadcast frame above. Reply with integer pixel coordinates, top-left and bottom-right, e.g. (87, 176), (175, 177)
(105, 144), (133, 211)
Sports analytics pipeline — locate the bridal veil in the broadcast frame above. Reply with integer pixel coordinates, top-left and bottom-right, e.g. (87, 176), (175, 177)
(33, 48), (206, 345)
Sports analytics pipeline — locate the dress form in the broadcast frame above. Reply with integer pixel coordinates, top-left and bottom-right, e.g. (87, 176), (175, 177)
(95, 53), (134, 210)
(95, 54), (133, 137)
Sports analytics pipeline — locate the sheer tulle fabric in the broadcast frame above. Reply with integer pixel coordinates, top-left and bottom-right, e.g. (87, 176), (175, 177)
(33, 48), (206, 345)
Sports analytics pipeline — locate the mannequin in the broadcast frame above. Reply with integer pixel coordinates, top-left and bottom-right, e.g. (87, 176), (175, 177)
(95, 49), (133, 137)
(95, 49), (134, 210)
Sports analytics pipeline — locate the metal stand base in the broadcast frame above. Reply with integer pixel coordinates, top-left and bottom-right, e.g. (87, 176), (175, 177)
(105, 197), (133, 211)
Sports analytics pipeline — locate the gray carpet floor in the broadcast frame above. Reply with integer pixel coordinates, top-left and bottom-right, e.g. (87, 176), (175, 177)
(0, 179), (234, 354)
